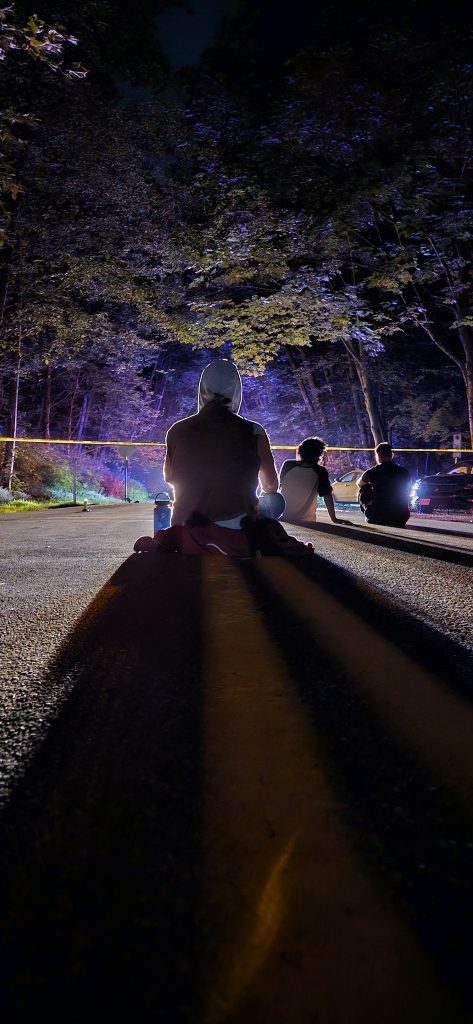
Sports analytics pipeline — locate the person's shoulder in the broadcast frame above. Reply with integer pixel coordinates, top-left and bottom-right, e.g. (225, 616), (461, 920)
(243, 418), (266, 437)
(165, 409), (197, 434)
(166, 412), (199, 439)
(280, 459), (298, 480)
(392, 460), (409, 474)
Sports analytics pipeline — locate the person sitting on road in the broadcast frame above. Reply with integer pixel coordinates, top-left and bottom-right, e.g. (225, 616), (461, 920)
(133, 359), (314, 556)
(358, 442), (411, 527)
(279, 436), (352, 526)
(164, 357), (281, 525)
(134, 511), (314, 557)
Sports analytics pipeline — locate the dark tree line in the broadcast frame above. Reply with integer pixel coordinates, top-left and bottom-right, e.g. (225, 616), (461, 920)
(1, 0), (472, 493)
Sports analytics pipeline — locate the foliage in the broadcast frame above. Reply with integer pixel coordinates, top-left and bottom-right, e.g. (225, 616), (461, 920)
(0, 2), (86, 244)
(2, 0), (473, 500)
(0, 441), (149, 500)
(0, 497), (67, 510)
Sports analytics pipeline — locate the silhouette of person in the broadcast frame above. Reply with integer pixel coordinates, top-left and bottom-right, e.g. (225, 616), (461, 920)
(164, 359), (279, 526)
(358, 442), (411, 526)
(279, 436), (352, 525)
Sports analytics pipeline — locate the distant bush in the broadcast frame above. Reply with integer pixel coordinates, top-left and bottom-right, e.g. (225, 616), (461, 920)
(82, 490), (121, 505)
(6, 446), (149, 503)
(11, 448), (62, 498)
(49, 485), (75, 500)
(128, 479), (148, 501)
(48, 465), (74, 497)
(97, 468), (121, 497)
(0, 487), (13, 504)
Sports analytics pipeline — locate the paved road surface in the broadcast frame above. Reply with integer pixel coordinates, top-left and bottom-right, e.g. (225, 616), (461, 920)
(1, 504), (472, 1023)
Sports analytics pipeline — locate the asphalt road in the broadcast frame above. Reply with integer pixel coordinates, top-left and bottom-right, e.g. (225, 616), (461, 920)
(1, 504), (473, 1023)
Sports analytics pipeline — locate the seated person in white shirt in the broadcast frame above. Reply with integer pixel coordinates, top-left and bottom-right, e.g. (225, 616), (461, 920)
(279, 436), (352, 525)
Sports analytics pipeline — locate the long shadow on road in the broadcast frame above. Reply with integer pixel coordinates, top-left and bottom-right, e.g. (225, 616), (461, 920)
(309, 520), (473, 567)
(240, 554), (473, 1016)
(405, 521), (473, 539)
(0, 555), (204, 1024)
(294, 548), (473, 702)
(2, 550), (473, 1022)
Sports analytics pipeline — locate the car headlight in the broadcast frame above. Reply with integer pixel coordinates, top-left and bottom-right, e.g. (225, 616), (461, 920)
(410, 479), (421, 495)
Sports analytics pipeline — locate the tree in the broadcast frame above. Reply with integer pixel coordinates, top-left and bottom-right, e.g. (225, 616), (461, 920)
(0, 2), (86, 486)
(256, 31), (473, 441)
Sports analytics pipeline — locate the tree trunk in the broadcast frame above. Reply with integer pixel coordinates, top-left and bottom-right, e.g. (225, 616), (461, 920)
(0, 190), (21, 323)
(463, 360), (473, 449)
(299, 353), (329, 432)
(417, 296), (473, 448)
(458, 326), (473, 446)
(378, 385), (389, 443)
(154, 374), (167, 417)
(77, 394), (90, 440)
(284, 344), (321, 423)
(319, 359), (342, 437)
(41, 359), (52, 439)
(356, 359), (386, 446)
(0, 209), (23, 489)
(1, 344), (21, 489)
(340, 340), (385, 446)
(67, 375), (80, 440)
(346, 353), (371, 447)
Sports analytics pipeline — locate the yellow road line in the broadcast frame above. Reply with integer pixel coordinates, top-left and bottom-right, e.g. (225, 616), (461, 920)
(201, 559), (455, 1024)
(258, 559), (473, 805)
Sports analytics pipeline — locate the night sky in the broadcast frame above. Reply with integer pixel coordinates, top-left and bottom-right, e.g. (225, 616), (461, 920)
(157, 0), (238, 68)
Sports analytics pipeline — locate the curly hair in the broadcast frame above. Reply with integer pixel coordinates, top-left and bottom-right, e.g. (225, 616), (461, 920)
(297, 437), (326, 464)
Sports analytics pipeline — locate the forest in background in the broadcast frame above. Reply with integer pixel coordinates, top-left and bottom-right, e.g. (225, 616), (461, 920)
(1, 0), (472, 501)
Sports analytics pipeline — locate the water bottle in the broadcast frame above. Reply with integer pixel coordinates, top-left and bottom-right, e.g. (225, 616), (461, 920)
(154, 491), (172, 533)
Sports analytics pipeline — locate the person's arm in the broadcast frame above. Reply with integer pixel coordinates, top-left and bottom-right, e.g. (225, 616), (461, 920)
(163, 453), (172, 483)
(163, 429), (174, 483)
(323, 492), (352, 525)
(319, 467), (353, 525)
(257, 432), (278, 493)
(279, 460), (293, 483)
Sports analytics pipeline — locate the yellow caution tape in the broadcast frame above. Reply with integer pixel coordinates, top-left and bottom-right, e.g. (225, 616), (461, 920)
(0, 437), (472, 454)
(273, 446), (473, 453)
(0, 436), (165, 447)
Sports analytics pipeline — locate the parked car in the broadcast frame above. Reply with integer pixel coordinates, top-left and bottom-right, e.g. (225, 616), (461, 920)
(410, 460), (473, 512)
(331, 468), (365, 503)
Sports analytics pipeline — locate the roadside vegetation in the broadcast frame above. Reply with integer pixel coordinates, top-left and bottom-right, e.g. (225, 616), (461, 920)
(0, 445), (149, 511)
(0, 495), (74, 513)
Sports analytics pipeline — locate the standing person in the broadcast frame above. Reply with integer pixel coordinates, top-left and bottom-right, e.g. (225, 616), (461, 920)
(164, 358), (279, 527)
(358, 442), (411, 526)
(279, 436), (352, 525)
